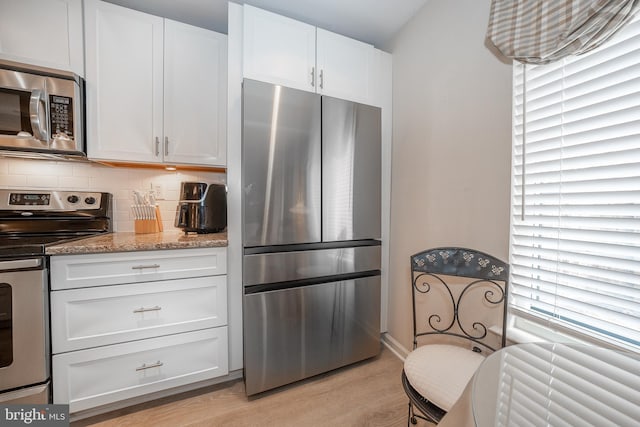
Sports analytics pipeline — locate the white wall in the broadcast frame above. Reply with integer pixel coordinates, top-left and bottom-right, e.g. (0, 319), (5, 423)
(0, 157), (225, 232)
(385, 0), (512, 352)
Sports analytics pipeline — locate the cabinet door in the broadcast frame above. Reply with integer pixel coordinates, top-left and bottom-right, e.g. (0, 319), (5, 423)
(53, 328), (228, 412)
(51, 275), (227, 353)
(316, 28), (375, 104)
(164, 20), (227, 166)
(0, 0), (83, 76)
(50, 247), (227, 290)
(243, 5), (316, 93)
(85, 0), (164, 163)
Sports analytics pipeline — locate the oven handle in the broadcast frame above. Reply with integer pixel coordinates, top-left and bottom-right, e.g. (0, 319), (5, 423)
(29, 89), (49, 143)
(0, 258), (42, 271)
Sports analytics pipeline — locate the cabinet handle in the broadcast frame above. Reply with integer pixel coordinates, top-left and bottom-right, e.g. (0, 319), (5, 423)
(136, 361), (163, 371)
(310, 66), (315, 87)
(131, 264), (160, 270)
(164, 136), (169, 156)
(133, 305), (162, 314)
(319, 69), (324, 89)
(155, 137), (160, 156)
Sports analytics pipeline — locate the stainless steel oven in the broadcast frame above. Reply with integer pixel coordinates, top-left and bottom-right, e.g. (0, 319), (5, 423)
(0, 189), (112, 403)
(0, 257), (50, 404)
(0, 60), (84, 157)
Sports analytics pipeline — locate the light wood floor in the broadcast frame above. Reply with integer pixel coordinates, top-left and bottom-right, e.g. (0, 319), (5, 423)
(72, 347), (424, 427)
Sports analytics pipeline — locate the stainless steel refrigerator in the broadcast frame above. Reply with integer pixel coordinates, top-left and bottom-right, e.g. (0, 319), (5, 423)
(242, 79), (381, 396)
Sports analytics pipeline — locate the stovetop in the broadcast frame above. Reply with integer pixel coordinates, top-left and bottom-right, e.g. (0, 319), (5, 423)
(0, 189), (113, 259)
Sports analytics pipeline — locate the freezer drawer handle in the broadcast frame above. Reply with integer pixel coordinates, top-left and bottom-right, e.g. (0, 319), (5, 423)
(131, 264), (160, 270)
(136, 361), (163, 371)
(133, 305), (162, 314)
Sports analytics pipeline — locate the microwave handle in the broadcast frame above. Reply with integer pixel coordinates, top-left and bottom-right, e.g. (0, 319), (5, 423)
(29, 89), (48, 142)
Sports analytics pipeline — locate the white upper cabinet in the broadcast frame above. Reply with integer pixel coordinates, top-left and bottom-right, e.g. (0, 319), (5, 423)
(85, 0), (163, 163)
(242, 5), (375, 105)
(315, 29), (375, 105)
(0, 0), (84, 76)
(243, 7), (316, 92)
(85, 0), (227, 166)
(164, 20), (227, 166)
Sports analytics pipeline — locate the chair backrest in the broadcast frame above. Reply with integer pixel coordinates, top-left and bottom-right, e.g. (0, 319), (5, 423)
(410, 247), (509, 354)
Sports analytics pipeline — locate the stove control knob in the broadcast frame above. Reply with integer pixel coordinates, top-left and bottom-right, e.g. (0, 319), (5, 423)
(67, 195), (79, 204)
(85, 196), (96, 205)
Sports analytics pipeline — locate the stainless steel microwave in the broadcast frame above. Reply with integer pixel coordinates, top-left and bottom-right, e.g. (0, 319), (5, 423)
(0, 60), (84, 157)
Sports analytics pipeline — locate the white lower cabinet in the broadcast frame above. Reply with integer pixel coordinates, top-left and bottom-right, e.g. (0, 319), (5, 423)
(53, 328), (228, 413)
(51, 248), (229, 413)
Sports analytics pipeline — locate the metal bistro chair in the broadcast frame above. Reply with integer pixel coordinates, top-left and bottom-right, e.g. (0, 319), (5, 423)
(401, 247), (509, 425)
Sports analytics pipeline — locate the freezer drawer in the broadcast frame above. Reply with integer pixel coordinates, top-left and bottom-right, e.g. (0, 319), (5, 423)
(243, 244), (380, 286)
(243, 276), (381, 396)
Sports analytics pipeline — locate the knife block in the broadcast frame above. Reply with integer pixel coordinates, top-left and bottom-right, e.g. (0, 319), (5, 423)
(134, 219), (159, 234)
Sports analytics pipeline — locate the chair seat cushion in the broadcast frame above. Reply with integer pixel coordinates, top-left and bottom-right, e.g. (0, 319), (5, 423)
(403, 344), (485, 411)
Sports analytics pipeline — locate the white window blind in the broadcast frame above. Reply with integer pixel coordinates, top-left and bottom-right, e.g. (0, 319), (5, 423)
(510, 14), (640, 351)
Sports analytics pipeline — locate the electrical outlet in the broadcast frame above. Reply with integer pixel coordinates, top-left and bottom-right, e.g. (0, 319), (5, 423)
(153, 183), (164, 200)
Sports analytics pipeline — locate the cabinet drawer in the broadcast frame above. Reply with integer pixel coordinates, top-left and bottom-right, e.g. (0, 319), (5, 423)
(53, 327), (228, 412)
(50, 247), (226, 290)
(52, 275), (227, 353)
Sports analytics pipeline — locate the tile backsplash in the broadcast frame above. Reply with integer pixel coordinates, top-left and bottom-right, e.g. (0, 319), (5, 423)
(0, 157), (226, 232)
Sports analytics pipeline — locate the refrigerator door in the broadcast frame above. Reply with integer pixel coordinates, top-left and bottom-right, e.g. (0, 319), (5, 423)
(242, 79), (321, 247)
(322, 96), (381, 242)
(243, 275), (381, 396)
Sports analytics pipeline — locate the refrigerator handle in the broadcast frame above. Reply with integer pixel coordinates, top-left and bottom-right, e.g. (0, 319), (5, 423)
(310, 66), (315, 87)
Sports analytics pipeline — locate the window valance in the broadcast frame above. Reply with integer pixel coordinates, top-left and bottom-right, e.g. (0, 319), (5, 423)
(486, 0), (640, 64)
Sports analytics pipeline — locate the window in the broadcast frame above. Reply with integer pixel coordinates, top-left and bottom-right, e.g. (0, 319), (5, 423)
(510, 14), (640, 351)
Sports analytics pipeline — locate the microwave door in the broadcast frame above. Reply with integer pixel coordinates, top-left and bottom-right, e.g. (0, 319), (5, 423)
(0, 69), (49, 150)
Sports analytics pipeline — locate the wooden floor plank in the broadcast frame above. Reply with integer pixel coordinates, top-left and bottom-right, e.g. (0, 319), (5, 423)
(72, 347), (424, 427)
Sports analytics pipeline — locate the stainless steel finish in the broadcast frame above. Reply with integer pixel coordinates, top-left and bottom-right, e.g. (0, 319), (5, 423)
(322, 97), (381, 241)
(133, 305), (162, 313)
(0, 258), (41, 270)
(0, 382), (49, 404)
(0, 189), (104, 211)
(310, 66), (315, 87)
(135, 361), (163, 371)
(165, 136), (169, 156)
(319, 69), (324, 89)
(243, 276), (381, 396)
(131, 264), (160, 270)
(243, 245), (380, 286)
(0, 261), (49, 394)
(29, 89), (48, 142)
(242, 79), (321, 247)
(155, 137), (160, 156)
(0, 63), (83, 155)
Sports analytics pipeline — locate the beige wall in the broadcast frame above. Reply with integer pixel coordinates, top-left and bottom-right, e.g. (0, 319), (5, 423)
(385, 0), (512, 351)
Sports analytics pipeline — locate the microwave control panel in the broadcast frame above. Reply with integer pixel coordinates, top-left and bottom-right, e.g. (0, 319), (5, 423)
(49, 95), (74, 140)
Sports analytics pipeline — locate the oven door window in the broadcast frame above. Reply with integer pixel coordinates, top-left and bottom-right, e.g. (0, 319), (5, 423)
(0, 88), (32, 136)
(0, 283), (12, 367)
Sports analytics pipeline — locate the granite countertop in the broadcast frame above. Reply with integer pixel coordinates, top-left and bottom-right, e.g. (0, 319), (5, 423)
(46, 230), (228, 255)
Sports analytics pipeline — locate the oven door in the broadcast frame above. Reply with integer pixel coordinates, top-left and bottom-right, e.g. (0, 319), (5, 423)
(0, 258), (49, 396)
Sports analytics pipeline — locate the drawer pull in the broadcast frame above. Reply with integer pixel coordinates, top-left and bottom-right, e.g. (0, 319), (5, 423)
(136, 361), (163, 371)
(131, 264), (160, 270)
(133, 305), (162, 314)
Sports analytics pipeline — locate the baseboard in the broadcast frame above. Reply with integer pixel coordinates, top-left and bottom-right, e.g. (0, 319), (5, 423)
(381, 332), (410, 361)
(69, 369), (243, 422)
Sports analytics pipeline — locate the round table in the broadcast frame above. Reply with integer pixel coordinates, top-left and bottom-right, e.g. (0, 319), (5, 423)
(439, 343), (640, 427)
